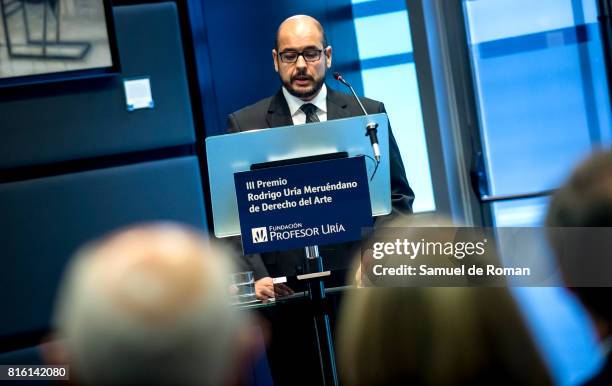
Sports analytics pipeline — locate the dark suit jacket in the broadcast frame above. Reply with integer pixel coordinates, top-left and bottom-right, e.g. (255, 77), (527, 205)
(227, 86), (415, 280)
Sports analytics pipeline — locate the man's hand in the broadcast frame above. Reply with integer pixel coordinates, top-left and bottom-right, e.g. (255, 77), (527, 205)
(274, 282), (294, 298)
(255, 277), (294, 301)
(255, 277), (275, 301)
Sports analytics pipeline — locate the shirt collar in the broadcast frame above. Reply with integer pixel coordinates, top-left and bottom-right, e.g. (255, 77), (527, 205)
(282, 84), (328, 117)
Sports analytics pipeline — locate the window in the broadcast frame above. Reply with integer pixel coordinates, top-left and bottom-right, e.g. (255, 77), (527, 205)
(462, 1), (610, 383)
(351, 0), (435, 213)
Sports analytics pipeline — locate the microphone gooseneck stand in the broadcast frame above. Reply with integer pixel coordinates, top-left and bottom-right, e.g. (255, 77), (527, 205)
(333, 72), (381, 163)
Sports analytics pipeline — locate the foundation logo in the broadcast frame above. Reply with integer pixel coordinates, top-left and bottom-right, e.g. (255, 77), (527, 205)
(251, 227), (268, 243)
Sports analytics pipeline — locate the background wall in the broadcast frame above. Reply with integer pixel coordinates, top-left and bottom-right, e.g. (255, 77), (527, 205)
(0, 156), (206, 336)
(0, 2), (194, 168)
(188, 0), (364, 136)
(0, 2), (206, 354)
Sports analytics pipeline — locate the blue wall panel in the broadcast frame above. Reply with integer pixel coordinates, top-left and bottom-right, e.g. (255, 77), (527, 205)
(0, 2), (195, 168)
(0, 156), (206, 337)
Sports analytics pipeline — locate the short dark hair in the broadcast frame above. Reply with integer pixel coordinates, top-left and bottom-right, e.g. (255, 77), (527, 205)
(546, 150), (612, 323)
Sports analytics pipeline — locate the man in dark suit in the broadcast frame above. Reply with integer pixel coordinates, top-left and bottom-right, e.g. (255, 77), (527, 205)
(228, 15), (414, 300)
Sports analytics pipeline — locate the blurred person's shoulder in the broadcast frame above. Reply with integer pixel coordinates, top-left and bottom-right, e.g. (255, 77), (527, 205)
(583, 350), (612, 386)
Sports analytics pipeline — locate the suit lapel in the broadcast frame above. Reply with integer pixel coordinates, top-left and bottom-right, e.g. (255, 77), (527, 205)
(326, 87), (352, 120)
(266, 89), (294, 128)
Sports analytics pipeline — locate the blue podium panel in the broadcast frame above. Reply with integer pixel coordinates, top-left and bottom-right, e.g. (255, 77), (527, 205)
(0, 3), (195, 168)
(235, 157), (373, 255)
(206, 113), (391, 238)
(0, 156), (206, 337)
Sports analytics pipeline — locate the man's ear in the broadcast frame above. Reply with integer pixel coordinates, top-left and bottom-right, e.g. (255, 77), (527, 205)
(325, 46), (332, 69)
(272, 49), (279, 73)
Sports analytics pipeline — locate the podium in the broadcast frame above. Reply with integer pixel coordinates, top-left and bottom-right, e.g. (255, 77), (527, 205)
(206, 114), (392, 386)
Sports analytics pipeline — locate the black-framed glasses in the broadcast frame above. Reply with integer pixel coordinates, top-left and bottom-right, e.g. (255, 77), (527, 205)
(278, 49), (324, 63)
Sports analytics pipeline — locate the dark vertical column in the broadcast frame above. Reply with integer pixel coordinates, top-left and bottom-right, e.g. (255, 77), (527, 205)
(598, 0), (612, 120)
(571, 0), (602, 144)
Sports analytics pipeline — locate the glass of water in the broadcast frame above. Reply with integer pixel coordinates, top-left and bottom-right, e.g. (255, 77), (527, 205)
(230, 271), (256, 304)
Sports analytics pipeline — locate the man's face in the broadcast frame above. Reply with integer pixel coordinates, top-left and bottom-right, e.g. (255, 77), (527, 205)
(273, 21), (332, 101)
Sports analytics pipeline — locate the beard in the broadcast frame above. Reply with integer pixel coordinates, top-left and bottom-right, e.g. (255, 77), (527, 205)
(281, 72), (325, 101)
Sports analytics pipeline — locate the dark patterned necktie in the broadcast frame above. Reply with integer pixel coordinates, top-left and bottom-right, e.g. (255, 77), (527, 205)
(300, 103), (320, 123)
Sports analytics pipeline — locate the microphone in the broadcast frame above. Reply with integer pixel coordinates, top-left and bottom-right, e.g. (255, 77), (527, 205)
(333, 72), (381, 162)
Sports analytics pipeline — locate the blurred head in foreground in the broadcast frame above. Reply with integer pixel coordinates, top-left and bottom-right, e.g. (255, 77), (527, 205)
(52, 223), (250, 386)
(338, 287), (552, 386)
(339, 218), (553, 386)
(546, 150), (612, 338)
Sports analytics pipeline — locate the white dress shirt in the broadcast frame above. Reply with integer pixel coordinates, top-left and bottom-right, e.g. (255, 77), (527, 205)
(282, 84), (328, 125)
